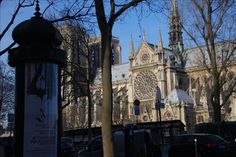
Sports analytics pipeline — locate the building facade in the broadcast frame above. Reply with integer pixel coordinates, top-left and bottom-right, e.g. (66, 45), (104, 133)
(62, 0), (236, 131)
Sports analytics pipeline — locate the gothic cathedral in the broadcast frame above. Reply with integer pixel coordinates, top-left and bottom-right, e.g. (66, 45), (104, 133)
(62, 0), (236, 131)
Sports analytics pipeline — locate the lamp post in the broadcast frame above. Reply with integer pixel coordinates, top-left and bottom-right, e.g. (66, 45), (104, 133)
(156, 86), (164, 144)
(134, 99), (140, 123)
(8, 2), (66, 157)
(156, 86), (170, 157)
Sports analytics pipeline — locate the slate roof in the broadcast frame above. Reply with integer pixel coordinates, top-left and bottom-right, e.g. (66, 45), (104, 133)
(111, 63), (129, 81)
(185, 41), (234, 68)
(166, 88), (194, 105)
(94, 63), (129, 84)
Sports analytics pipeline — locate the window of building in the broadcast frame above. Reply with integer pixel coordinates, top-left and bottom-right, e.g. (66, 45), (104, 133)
(179, 78), (182, 87)
(197, 115), (204, 123)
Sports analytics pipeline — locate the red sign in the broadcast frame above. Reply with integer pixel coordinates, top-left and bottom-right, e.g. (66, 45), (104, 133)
(134, 99), (140, 106)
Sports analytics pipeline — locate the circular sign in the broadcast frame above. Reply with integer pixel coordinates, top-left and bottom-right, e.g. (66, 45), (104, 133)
(133, 99), (140, 106)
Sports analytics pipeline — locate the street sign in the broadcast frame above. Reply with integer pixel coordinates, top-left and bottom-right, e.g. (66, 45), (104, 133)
(156, 86), (165, 109)
(156, 86), (161, 103)
(7, 113), (15, 130)
(134, 99), (140, 106)
(8, 113), (14, 123)
(134, 99), (140, 116)
(155, 102), (165, 109)
(133, 99), (140, 115)
(134, 105), (140, 115)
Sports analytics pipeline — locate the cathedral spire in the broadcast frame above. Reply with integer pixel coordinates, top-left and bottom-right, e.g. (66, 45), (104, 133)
(157, 30), (164, 63)
(142, 30), (146, 42)
(129, 35), (135, 59)
(172, 0), (178, 17)
(169, 0), (183, 51)
(157, 30), (163, 52)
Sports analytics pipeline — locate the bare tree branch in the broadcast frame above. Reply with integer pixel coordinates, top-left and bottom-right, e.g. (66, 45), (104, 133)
(42, 1), (54, 16)
(183, 0), (236, 122)
(0, 0), (35, 41)
(0, 42), (16, 56)
(109, 0), (143, 25)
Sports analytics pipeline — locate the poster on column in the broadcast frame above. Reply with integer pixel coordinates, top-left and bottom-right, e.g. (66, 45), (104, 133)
(24, 62), (58, 157)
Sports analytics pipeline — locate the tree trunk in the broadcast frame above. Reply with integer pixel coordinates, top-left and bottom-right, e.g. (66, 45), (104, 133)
(94, 1), (145, 156)
(213, 99), (221, 123)
(101, 28), (114, 157)
(212, 77), (221, 123)
(87, 82), (92, 141)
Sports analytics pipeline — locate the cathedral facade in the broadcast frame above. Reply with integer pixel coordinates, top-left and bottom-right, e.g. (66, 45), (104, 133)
(62, 0), (236, 131)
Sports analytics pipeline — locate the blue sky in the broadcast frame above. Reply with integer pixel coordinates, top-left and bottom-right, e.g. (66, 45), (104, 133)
(0, 1), (170, 64)
(113, 10), (169, 63)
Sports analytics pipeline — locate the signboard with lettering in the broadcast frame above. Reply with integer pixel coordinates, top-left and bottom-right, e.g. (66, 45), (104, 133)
(24, 63), (58, 157)
(8, 113), (14, 123)
(155, 102), (165, 109)
(8, 113), (15, 129)
(156, 86), (165, 109)
(156, 86), (161, 103)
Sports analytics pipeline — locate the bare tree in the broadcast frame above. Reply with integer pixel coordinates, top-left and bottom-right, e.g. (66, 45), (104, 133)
(1, 0), (94, 128)
(0, 61), (14, 125)
(0, 0), (36, 56)
(182, 0), (236, 123)
(113, 86), (128, 125)
(0, 0), (93, 56)
(59, 21), (99, 141)
(93, 0), (160, 156)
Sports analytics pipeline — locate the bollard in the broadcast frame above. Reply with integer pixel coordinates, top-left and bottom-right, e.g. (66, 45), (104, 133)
(8, 1), (66, 157)
(160, 143), (170, 157)
(194, 138), (198, 157)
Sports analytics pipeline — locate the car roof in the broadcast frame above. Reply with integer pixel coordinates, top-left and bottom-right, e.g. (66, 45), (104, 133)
(177, 133), (214, 136)
(172, 133), (226, 143)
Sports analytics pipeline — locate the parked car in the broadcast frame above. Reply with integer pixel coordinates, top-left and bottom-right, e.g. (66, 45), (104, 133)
(224, 137), (236, 157)
(77, 135), (103, 157)
(61, 137), (77, 157)
(77, 128), (155, 157)
(77, 130), (125, 157)
(0, 137), (13, 157)
(169, 133), (231, 157)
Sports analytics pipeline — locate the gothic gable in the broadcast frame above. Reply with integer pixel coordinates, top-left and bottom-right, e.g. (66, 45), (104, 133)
(134, 41), (156, 66)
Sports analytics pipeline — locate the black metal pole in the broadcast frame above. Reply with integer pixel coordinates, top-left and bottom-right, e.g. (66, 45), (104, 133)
(155, 86), (164, 144)
(13, 64), (25, 157)
(158, 107), (164, 144)
(58, 68), (62, 157)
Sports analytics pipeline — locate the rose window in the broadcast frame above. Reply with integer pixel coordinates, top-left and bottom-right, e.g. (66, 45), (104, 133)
(134, 70), (157, 99)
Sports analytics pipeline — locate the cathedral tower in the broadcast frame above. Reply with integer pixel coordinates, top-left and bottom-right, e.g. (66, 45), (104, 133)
(169, 0), (183, 51)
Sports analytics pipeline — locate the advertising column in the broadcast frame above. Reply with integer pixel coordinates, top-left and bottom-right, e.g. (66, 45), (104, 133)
(23, 63), (58, 157)
(8, 2), (66, 157)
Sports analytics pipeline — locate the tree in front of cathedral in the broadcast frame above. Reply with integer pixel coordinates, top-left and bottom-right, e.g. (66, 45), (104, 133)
(112, 86), (129, 125)
(0, 0), (94, 134)
(0, 0), (93, 56)
(94, 0), (163, 156)
(0, 61), (15, 127)
(95, 1), (139, 156)
(182, 0), (236, 123)
(60, 22), (100, 141)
